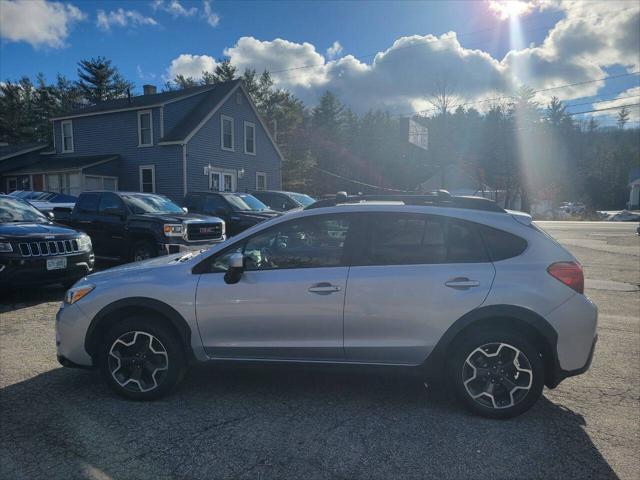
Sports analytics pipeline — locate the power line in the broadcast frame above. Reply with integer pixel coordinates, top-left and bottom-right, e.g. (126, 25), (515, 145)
(310, 165), (411, 192)
(564, 102), (640, 117)
(393, 71), (640, 118)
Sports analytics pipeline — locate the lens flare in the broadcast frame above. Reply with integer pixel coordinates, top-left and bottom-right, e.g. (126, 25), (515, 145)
(488, 0), (534, 20)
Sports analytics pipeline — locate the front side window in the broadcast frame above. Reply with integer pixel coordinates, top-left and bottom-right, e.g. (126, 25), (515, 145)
(244, 122), (256, 154)
(138, 111), (153, 146)
(221, 115), (234, 151)
(140, 166), (155, 193)
(61, 121), (73, 152)
(243, 216), (352, 270)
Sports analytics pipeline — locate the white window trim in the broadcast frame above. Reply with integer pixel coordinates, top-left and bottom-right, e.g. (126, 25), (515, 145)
(139, 165), (156, 193)
(61, 120), (74, 153)
(138, 110), (154, 147)
(7, 177), (17, 192)
(220, 115), (234, 151)
(244, 121), (256, 155)
(209, 168), (237, 192)
(256, 172), (267, 191)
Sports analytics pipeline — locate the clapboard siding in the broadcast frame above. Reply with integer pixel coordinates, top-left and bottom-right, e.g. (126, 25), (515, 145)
(52, 108), (184, 200)
(186, 88), (282, 192)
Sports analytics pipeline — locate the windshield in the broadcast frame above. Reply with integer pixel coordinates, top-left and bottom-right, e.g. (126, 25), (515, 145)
(0, 197), (48, 223)
(226, 194), (269, 211)
(121, 194), (184, 215)
(289, 193), (315, 207)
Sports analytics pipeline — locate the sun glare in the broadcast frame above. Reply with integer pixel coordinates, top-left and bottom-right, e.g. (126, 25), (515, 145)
(488, 0), (534, 20)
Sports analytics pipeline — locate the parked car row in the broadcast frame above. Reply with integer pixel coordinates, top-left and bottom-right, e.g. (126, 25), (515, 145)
(1, 189), (315, 288)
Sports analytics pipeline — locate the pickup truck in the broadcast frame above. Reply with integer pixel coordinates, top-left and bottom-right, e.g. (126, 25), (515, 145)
(54, 191), (225, 262)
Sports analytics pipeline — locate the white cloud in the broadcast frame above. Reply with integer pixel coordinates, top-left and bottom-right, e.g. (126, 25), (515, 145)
(152, 0), (197, 17)
(589, 87), (640, 123)
(0, 0), (86, 49)
(167, 53), (217, 80)
(202, 1), (220, 27)
(166, 1), (639, 113)
(96, 8), (159, 31)
(326, 41), (343, 59)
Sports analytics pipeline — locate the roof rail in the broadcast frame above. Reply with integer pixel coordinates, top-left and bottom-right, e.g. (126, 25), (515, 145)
(305, 190), (505, 213)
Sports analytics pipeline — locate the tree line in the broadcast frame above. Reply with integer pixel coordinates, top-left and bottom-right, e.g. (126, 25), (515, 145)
(1, 56), (638, 210)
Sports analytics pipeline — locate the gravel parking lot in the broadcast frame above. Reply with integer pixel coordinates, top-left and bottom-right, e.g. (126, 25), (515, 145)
(1, 221), (638, 480)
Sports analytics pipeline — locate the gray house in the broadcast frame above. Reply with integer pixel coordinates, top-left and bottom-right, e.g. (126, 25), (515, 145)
(2, 80), (282, 200)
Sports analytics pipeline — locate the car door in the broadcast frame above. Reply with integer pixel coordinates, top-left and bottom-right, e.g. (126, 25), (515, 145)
(73, 192), (102, 249)
(195, 213), (356, 361)
(343, 213), (495, 365)
(96, 193), (129, 257)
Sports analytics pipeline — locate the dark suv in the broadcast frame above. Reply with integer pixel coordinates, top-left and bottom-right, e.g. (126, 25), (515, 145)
(0, 195), (94, 288)
(250, 190), (315, 212)
(184, 191), (281, 237)
(55, 191), (225, 262)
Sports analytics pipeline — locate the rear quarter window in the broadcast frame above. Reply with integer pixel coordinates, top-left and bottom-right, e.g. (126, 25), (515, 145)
(479, 225), (528, 261)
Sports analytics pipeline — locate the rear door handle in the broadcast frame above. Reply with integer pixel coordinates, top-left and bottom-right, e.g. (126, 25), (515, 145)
(445, 277), (480, 289)
(308, 282), (342, 295)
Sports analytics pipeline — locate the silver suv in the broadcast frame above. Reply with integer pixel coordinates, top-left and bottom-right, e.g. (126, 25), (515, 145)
(56, 193), (597, 419)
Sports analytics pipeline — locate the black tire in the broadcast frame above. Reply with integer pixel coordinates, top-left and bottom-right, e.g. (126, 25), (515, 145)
(131, 240), (157, 262)
(99, 316), (187, 400)
(448, 329), (544, 419)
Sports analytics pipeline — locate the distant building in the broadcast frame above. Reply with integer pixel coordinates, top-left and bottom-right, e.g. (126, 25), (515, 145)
(629, 168), (640, 210)
(1, 80), (282, 200)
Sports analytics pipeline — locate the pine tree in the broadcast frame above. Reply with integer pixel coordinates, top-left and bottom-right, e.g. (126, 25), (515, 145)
(76, 57), (133, 103)
(617, 106), (630, 129)
(212, 60), (237, 83)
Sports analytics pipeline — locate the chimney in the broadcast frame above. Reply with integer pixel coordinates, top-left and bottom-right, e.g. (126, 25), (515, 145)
(143, 84), (157, 95)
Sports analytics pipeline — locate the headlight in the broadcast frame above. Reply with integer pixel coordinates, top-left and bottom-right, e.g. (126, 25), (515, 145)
(163, 224), (184, 237)
(65, 284), (95, 305)
(0, 242), (12, 253)
(77, 234), (92, 252)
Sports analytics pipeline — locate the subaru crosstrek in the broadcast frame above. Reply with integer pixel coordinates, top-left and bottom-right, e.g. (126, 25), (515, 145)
(56, 193), (597, 419)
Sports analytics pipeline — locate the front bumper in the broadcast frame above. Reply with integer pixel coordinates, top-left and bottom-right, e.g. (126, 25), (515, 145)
(159, 236), (226, 255)
(0, 251), (94, 287)
(56, 302), (94, 367)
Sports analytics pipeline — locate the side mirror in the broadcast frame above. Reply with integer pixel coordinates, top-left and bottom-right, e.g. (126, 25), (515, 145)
(182, 207), (189, 214)
(224, 253), (245, 284)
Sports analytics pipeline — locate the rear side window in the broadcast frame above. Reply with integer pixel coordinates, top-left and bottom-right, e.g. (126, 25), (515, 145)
(479, 225), (528, 261)
(447, 219), (488, 263)
(76, 193), (100, 213)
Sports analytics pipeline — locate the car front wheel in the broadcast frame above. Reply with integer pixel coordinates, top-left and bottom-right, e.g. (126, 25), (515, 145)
(449, 330), (544, 419)
(99, 317), (186, 400)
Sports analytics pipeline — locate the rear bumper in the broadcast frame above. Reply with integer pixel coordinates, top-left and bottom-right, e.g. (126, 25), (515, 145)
(548, 334), (597, 388)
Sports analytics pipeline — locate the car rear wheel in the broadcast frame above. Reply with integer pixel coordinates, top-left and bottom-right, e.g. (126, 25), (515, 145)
(449, 329), (544, 419)
(99, 317), (186, 400)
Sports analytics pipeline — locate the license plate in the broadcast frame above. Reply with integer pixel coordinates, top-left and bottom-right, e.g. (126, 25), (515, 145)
(47, 257), (67, 270)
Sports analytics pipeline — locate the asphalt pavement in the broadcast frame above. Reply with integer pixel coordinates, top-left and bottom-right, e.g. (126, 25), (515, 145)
(0, 221), (638, 480)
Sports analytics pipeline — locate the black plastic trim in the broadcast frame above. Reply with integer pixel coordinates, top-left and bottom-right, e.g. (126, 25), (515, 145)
(84, 297), (193, 361)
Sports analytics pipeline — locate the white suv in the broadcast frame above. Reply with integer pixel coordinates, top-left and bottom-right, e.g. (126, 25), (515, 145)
(56, 193), (597, 419)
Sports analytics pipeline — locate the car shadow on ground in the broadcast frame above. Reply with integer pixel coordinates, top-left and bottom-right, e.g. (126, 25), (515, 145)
(0, 364), (618, 480)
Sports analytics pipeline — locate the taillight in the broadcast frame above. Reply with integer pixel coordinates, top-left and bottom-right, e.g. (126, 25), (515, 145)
(547, 261), (584, 294)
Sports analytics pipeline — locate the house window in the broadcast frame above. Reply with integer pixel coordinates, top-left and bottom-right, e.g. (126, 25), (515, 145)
(7, 177), (17, 193)
(221, 115), (234, 151)
(138, 110), (153, 147)
(209, 170), (237, 192)
(61, 121), (74, 153)
(244, 121), (256, 155)
(85, 175), (118, 191)
(256, 172), (267, 191)
(140, 165), (156, 193)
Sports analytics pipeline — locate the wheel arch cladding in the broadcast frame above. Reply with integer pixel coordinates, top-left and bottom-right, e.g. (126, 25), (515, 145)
(424, 305), (561, 388)
(85, 297), (194, 362)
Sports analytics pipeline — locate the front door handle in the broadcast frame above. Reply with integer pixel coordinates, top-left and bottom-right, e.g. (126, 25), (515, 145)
(308, 282), (342, 295)
(445, 277), (480, 289)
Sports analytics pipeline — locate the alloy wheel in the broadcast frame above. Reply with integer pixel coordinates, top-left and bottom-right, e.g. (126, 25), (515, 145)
(108, 331), (169, 393)
(462, 342), (533, 410)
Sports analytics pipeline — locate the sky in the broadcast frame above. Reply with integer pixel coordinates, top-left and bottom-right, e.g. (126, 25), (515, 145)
(1, 0), (639, 125)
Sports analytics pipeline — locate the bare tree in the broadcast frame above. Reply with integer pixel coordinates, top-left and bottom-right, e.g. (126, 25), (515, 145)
(617, 106), (630, 129)
(427, 76), (458, 116)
